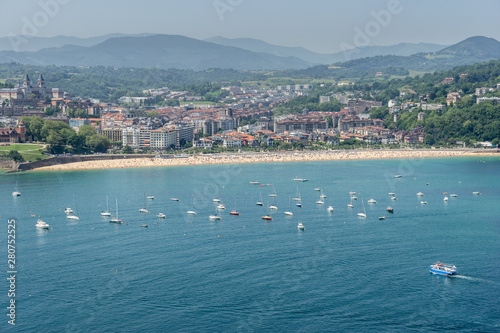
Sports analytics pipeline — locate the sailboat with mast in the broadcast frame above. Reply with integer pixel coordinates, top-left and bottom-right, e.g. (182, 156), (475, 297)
(358, 198), (367, 218)
(256, 191), (264, 206)
(212, 187), (221, 203)
(285, 196), (294, 216)
(269, 184), (277, 198)
(110, 199), (123, 224)
(187, 197), (197, 215)
(348, 195), (354, 208)
(230, 198), (240, 215)
(67, 194), (80, 220)
(101, 196), (112, 217)
(292, 187), (301, 201)
(139, 194), (149, 213)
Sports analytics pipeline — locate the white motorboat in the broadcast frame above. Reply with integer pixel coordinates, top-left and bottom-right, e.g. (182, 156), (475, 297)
(450, 194), (458, 197)
(316, 200), (325, 205)
(327, 206), (334, 212)
(269, 205), (278, 210)
(35, 219), (49, 229)
(64, 207), (73, 214)
(417, 192), (425, 196)
(444, 197), (449, 201)
(367, 199), (377, 204)
(420, 201), (428, 205)
(217, 203), (226, 210)
(250, 181), (260, 185)
(12, 182), (21, 196)
(209, 214), (222, 220)
(297, 222), (305, 230)
(157, 213), (166, 218)
(170, 198), (181, 201)
(147, 195), (155, 200)
(293, 178), (308, 182)
(394, 175), (402, 178)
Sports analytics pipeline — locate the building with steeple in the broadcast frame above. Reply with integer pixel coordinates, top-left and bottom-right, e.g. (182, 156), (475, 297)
(0, 73), (63, 101)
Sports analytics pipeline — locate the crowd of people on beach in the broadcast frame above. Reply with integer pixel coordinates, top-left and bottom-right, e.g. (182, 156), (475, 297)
(33, 149), (497, 171)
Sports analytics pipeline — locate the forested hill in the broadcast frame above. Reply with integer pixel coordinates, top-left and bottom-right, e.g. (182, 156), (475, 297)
(365, 59), (500, 145)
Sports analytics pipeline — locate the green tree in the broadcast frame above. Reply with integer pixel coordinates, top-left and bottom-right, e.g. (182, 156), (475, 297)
(78, 125), (96, 140)
(28, 117), (45, 141)
(122, 145), (134, 154)
(8, 150), (24, 163)
(86, 135), (110, 153)
(40, 120), (71, 141)
(424, 134), (435, 145)
(47, 130), (65, 153)
(44, 107), (55, 116)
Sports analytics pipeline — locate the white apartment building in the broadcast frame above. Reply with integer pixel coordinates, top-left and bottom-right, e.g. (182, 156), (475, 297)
(150, 128), (177, 149)
(122, 127), (140, 148)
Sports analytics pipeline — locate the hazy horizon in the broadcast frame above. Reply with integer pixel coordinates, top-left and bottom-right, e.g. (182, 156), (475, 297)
(1, 0), (499, 53)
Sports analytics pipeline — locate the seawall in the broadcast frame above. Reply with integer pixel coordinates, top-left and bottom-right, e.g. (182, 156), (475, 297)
(9, 154), (158, 172)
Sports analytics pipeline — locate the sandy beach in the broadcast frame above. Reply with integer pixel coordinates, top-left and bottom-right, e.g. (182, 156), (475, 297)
(33, 149), (498, 171)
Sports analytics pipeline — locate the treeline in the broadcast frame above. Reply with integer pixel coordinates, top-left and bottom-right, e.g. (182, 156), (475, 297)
(0, 63), (267, 102)
(20, 117), (110, 154)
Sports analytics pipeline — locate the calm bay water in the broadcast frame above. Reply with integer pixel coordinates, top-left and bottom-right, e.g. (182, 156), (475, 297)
(1, 156), (500, 332)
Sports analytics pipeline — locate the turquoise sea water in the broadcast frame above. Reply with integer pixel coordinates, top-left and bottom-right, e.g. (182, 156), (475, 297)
(1, 156), (500, 332)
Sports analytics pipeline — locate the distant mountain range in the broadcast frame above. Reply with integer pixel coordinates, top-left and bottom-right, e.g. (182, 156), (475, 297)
(0, 34), (311, 70)
(0, 33), (154, 52)
(205, 36), (447, 64)
(0, 34), (498, 72)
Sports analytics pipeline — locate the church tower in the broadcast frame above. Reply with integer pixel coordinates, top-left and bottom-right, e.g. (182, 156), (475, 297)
(22, 74), (32, 96)
(23, 74), (30, 87)
(38, 73), (45, 88)
(38, 73), (46, 98)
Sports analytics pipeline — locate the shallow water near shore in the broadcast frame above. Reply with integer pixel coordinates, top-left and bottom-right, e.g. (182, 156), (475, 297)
(2, 156), (500, 331)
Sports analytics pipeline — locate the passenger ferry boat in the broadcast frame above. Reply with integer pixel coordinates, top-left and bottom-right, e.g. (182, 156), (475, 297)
(430, 262), (457, 276)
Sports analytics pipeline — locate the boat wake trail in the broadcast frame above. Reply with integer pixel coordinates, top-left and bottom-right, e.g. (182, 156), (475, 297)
(453, 275), (496, 284)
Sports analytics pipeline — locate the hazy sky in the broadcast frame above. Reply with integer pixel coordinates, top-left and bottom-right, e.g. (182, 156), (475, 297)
(2, 0), (500, 53)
